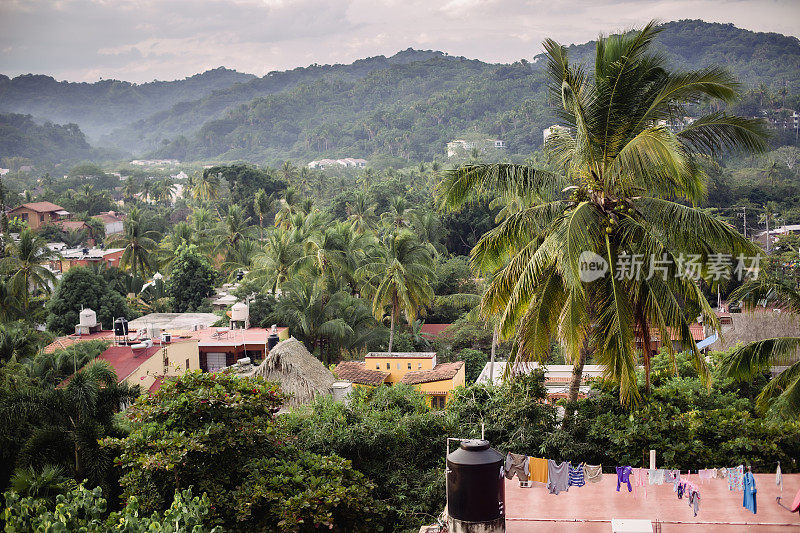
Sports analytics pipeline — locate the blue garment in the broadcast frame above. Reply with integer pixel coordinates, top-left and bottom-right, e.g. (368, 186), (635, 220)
(743, 471), (757, 514)
(569, 464), (585, 487)
(616, 466), (632, 492)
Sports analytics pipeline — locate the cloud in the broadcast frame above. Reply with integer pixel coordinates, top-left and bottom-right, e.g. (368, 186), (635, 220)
(0, 0), (798, 82)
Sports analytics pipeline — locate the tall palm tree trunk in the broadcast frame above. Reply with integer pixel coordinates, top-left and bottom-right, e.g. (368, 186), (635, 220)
(388, 297), (397, 354)
(489, 325), (498, 384)
(562, 336), (590, 429)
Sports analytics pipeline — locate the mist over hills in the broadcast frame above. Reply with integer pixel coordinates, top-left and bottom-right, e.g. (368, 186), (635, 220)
(1, 20), (798, 166)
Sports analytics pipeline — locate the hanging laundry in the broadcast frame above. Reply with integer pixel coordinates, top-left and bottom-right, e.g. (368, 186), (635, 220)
(631, 468), (647, 499)
(584, 464), (603, 484)
(648, 468), (665, 485)
(568, 463), (585, 487)
(664, 469), (678, 484)
(717, 467), (728, 479)
(529, 456), (549, 484)
(776, 462), (783, 492)
(616, 466), (633, 492)
(688, 490), (700, 516)
(698, 469), (714, 483)
(728, 465), (744, 491)
(743, 470), (757, 514)
(677, 482), (684, 499)
(504, 453), (530, 482)
(547, 460), (570, 495)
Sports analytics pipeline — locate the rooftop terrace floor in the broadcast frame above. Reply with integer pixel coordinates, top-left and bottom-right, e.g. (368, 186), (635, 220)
(505, 473), (799, 532)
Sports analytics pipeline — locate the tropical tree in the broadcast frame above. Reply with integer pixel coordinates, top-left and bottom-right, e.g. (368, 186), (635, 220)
(212, 204), (254, 262)
(253, 189), (272, 240)
(108, 207), (160, 279)
(438, 21), (767, 410)
(380, 196), (414, 230)
(724, 279), (800, 417)
(346, 191), (377, 234)
(0, 228), (57, 312)
(359, 230), (434, 353)
(192, 170), (220, 203)
(271, 281), (353, 364)
(249, 229), (303, 294)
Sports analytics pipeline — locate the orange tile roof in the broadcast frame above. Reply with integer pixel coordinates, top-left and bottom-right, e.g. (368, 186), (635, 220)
(419, 323), (453, 339)
(54, 220), (89, 231)
(100, 344), (161, 381)
(11, 201), (65, 213)
(335, 361), (389, 386)
(401, 361), (464, 385)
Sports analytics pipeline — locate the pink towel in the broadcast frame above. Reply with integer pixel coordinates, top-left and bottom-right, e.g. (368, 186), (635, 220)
(631, 468), (647, 499)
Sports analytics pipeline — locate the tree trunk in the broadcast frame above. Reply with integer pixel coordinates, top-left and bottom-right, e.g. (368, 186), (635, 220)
(562, 336), (590, 430)
(489, 325), (498, 384)
(388, 300), (396, 354)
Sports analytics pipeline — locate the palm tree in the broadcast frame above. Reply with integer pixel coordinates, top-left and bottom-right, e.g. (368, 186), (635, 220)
(380, 196), (414, 230)
(723, 279), (800, 417)
(108, 207), (160, 279)
(346, 191), (376, 234)
(438, 21), (767, 409)
(123, 176), (139, 203)
(193, 170), (220, 203)
(271, 281), (353, 364)
(212, 204), (254, 262)
(0, 229), (57, 311)
(359, 230), (434, 353)
(253, 189), (272, 241)
(280, 160), (299, 182)
(249, 229), (303, 294)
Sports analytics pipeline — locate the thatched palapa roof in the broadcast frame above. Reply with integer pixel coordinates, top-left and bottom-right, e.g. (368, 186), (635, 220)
(246, 337), (335, 407)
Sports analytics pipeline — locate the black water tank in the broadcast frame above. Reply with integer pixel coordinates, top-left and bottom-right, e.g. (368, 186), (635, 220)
(267, 333), (280, 351)
(114, 317), (129, 336)
(447, 439), (505, 523)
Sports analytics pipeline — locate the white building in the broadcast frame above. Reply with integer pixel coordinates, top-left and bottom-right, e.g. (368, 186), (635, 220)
(476, 362), (606, 400)
(307, 158), (367, 169)
(542, 125), (571, 144)
(446, 139), (505, 158)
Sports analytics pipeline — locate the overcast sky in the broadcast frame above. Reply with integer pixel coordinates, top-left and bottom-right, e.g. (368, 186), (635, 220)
(1, 0), (798, 83)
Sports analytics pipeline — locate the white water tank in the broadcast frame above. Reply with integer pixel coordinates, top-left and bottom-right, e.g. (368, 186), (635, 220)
(79, 308), (97, 327)
(231, 302), (248, 322)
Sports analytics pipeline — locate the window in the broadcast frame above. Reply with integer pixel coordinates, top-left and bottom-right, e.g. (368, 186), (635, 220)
(386, 363), (390, 370)
(418, 363), (422, 369)
(407, 363), (412, 370)
(40, 214), (45, 223)
(432, 396), (446, 409)
(185, 358), (190, 370)
(376, 364), (380, 370)
(397, 363), (401, 370)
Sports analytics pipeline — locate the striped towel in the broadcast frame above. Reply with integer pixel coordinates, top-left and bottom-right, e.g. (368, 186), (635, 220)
(569, 463), (585, 487)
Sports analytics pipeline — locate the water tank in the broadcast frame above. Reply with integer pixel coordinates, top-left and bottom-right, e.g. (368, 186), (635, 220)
(231, 302), (248, 322)
(332, 381), (353, 403)
(79, 308), (97, 327)
(446, 439), (505, 532)
(267, 333), (280, 351)
(161, 332), (172, 344)
(114, 317), (129, 336)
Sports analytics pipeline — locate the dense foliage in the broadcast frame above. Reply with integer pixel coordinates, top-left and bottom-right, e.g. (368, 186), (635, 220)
(110, 371), (382, 531)
(46, 266), (132, 334)
(167, 244), (218, 312)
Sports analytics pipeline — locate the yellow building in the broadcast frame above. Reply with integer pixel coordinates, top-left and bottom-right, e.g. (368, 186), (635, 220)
(335, 352), (465, 408)
(98, 338), (200, 393)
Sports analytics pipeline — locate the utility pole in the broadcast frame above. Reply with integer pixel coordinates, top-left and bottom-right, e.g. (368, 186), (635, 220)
(738, 207), (747, 239)
(766, 205), (771, 254)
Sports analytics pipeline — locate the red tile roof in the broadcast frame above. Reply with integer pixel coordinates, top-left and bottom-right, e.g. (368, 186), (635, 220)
(419, 323), (453, 339)
(99, 344), (161, 381)
(335, 361), (389, 386)
(54, 220), (89, 231)
(401, 361), (464, 385)
(11, 201), (65, 213)
(148, 377), (164, 393)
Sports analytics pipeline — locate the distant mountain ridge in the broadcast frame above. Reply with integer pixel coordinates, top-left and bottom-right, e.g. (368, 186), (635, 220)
(1, 20), (798, 164)
(0, 67), (256, 139)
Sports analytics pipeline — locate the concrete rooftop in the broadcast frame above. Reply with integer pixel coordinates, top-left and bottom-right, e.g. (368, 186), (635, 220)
(504, 473), (799, 532)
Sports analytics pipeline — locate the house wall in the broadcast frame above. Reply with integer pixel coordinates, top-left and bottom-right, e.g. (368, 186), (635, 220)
(415, 364), (466, 407)
(123, 340), (199, 392)
(9, 207), (60, 230)
(365, 355), (435, 384)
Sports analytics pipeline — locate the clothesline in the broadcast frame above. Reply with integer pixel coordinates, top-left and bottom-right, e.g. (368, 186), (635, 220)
(503, 452), (764, 517)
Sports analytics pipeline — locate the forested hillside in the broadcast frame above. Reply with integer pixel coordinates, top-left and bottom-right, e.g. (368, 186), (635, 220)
(2, 20), (799, 164)
(0, 113), (96, 164)
(0, 67), (255, 139)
